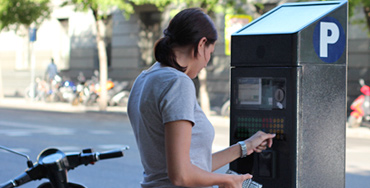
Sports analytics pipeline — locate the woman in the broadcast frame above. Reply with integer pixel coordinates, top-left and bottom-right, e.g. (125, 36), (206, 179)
(127, 8), (275, 188)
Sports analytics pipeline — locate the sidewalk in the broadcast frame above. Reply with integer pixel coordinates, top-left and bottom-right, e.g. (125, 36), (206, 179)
(0, 97), (126, 114)
(1, 97), (370, 139)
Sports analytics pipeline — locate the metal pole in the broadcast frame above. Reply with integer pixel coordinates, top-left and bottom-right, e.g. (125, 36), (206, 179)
(29, 27), (37, 101)
(30, 42), (36, 100)
(0, 63), (3, 100)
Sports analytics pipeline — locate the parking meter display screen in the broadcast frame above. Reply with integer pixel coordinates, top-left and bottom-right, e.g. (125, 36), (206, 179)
(238, 78), (261, 105)
(236, 77), (286, 110)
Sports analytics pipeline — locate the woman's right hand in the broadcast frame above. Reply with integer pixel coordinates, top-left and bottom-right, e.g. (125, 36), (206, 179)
(245, 131), (275, 155)
(220, 174), (252, 188)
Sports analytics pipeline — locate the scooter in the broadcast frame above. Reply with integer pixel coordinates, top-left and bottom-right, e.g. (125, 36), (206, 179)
(84, 80), (115, 106)
(108, 81), (131, 107)
(348, 79), (370, 128)
(0, 145), (129, 188)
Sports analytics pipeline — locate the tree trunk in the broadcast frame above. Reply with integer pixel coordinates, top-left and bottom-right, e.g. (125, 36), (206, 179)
(198, 69), (210, 115)
(95, 18), (108, 111)
(364, 6), (370, 33)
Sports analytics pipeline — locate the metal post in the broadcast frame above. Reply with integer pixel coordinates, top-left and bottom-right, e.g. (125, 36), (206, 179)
(30, 42), (36, 100)
(29, 27), (37, 101)
(0, 63), (3, 100)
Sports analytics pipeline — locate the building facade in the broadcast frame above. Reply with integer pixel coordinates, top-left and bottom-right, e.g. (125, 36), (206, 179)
(0, 1), (369, 113)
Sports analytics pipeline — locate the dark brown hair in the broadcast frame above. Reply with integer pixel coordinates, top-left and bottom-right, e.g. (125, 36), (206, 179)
(154, 8), (218, 72)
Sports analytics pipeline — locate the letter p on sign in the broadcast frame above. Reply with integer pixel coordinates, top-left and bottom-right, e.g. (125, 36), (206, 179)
(320, 22), (339, 58)
(313, 17), (345, 63)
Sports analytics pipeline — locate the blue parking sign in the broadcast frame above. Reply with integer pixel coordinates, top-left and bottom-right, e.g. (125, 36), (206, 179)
(29, 28), (37, 42)
(313, 17), (346, 63)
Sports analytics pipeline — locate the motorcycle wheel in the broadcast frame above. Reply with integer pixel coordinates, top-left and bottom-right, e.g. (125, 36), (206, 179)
(348, 115), (362, 128)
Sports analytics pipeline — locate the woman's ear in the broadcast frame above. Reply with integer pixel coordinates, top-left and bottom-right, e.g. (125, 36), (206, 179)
(197, 37), (207, 56)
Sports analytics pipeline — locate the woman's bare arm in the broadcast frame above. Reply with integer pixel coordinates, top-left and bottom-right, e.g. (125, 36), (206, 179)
(165, 120), (250, 188)
(212, 131), (276, 172)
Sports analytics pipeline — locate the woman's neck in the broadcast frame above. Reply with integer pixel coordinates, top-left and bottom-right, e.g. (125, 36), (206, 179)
(173, 46), (194, 67)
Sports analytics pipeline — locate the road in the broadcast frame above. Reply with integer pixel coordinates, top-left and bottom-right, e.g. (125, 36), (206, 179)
(0, 108), (142, 188)
(346, 136), (370, 188)
(0, 107), (369, 188)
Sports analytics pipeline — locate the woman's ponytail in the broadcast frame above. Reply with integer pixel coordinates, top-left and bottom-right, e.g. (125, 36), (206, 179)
(154, 34), (186, 72)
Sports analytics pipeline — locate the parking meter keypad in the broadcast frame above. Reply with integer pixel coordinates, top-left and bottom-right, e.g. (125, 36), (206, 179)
(235, 116), (286, 141)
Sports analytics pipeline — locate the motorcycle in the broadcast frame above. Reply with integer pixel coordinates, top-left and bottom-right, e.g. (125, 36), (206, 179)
(57, 78), (76, 103)
(38, 75), (76, 103)
(0, 145), (129, 188)
(72, 72), (89, 106)
(348, 79), (370, 128)
(108, 81), (131, 107)
(24, 77), (49, 101)
(84, 80), (115, 106)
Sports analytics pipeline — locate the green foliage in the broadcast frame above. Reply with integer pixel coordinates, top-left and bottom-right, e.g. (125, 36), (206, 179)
(131, 0), (171, 11)
(62, 0), (249, 20)
(0, 0), (51, 31)
(299, 0), (370, 35)
(125, 0), (249, 20)
(339, 0), (370, 35)
(130, 0), (248, 15)
(348, 0), (368, 17)
(62, 0), (135, 19)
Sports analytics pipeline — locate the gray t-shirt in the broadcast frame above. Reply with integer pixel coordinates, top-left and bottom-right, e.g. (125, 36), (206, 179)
(128, 62), (215, 188)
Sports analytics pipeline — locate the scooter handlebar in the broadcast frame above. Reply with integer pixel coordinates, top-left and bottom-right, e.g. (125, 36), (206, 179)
(97, 148), (126, 160)
(0, 172), (32, 188)
(0, 181), (15, 188)
(0, 182), (14, 188)
(66, 146), (129, 169)
(1, 147), (129, 188)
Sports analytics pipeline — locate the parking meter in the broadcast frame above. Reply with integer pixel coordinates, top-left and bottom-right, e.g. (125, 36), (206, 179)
(229, 1), (347, 188)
